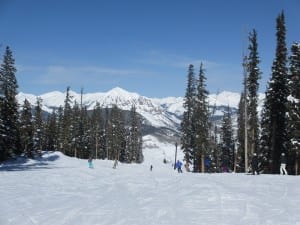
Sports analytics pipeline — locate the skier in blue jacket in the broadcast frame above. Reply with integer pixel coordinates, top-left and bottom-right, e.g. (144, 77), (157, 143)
(176, 160), (183, 173)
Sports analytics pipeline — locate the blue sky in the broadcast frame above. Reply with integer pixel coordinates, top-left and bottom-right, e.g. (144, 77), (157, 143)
(0, 0), (300, 97)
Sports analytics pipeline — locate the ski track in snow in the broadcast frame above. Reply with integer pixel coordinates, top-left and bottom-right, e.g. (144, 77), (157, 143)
(0, 151), (300, 225)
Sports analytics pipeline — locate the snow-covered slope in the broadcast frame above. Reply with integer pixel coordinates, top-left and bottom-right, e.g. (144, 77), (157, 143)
(0, 141), (299, 225)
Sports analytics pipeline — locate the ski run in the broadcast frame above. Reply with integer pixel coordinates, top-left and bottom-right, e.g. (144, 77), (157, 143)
(0, 136), (299, 225)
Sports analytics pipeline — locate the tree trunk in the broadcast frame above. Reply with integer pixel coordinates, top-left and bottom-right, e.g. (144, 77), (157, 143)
(201, 153), (205, 173)
(95, 136), (98, 159)
(234, 149), (237, 173)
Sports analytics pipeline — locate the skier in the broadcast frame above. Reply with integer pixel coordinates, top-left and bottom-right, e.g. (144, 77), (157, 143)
(150, 165), (153, 171)
(88, 157), (94, 169)
(280, 152), (288, 175)
(113, 159), (118, 169)
(176, 160), (183, 173)
(205, 157), (211, 172)
(251, 153), (259, 175)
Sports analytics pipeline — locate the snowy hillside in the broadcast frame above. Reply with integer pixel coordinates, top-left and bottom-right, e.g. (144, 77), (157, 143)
(17, 87), (264, 132)
(0, 136), (299, 225)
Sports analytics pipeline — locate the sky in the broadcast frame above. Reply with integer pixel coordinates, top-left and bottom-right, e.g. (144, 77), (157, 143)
(0, 0), (300, 98)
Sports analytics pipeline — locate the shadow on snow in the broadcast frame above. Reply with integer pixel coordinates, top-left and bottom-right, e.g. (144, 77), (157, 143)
(0, 152), (60, 172)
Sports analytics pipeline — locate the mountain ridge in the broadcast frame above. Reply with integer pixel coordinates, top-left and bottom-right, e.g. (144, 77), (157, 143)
(17, 87), (248, 112)
(16, 87), (264, 139)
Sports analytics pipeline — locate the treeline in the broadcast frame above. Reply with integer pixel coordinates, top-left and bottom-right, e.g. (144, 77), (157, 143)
(0, 48), (143, 163)
(181, 11), (300, 175)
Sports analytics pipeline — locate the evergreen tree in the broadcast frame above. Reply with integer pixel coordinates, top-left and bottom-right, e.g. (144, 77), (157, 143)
(90, 102), (105, 159)
(192, 63), (210, 172)
(76, 89), (93, 159)
(208, 94), (221, 173)
(105, 105), (126, 162)
(263, 11), (289, 174)
(71, 101), (81, 157)
(259, 94), (272, 173)
(0, 46), (20, 161)
(33, 97), (44, 155)
(56, 106), (64, 152)
(109, 105), (126, 162)
(81, 106), (93, 158)
(126, 105), (143, 163)
(247, 29), (261, 157)
(288, 42), (300, 175)
(61, 87), (73, 156)
(209, 124), (221, 173)
(70, 101), (91, 159)
(236, 91), (246, 172)
(180, 64), (196, 170)
(104, 108), (112, 159)
(44, 109), (58, 151)
(19, 99), (34, 158)
(220, 105), (235, 172)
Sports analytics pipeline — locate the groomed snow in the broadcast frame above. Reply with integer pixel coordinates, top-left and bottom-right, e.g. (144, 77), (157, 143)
(1, 137), (299, 225)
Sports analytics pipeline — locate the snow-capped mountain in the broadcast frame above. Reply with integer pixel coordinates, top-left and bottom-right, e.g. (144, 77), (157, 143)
(17, 87), (264, 141)
(17, 87), (182, 129)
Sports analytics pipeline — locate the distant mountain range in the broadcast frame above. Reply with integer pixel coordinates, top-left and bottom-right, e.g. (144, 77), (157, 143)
(16, 87), (265, 143)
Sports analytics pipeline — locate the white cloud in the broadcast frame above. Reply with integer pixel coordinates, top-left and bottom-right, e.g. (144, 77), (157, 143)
(18, 64), (155, 85)
(135, 50), (221, 69)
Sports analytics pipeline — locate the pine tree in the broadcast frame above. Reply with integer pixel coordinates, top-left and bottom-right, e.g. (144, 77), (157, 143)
(263, 11), (289, 174)
(104, 108), (112, 159)
(209, 124), (221, 173)
(288, 42), (300, 175)
(61, 87), (73, 156)
(247, 29), (261, 157)
(71, 101), (91, 159)
(135, 105), (144, 164)
(259, 95), (272, 173)
(19, 99), (34, 158)
(192, 63), (210, 172)
(126, 105), (143, 163)
(236, 91), (246, 172)
(76, 89), (93, 159)
(90, 102), (105, 159)
(81, 106), (92, 158)
(56, 106), (64, 152)
(180, 64), (196, 170)
(71, 101), (81, 157)
(44, 109), (58, 151)
(33, 97), (44, 155)
(109, 105), (126, 162)
(220, 105), (235, 172)
(0, 46), (20, 161)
